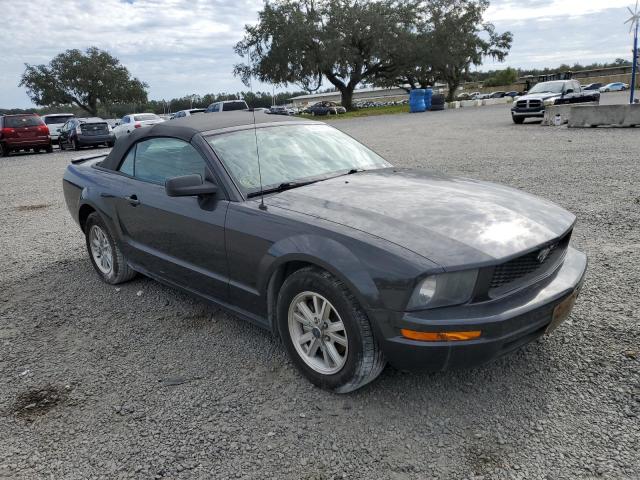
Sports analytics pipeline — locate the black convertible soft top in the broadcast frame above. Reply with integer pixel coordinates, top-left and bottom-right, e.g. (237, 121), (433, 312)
(100, 111), (306, 171)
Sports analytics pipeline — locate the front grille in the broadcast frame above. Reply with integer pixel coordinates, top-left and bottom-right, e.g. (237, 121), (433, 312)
(487, 231), (572, 298)
(516, 100), (542, 109)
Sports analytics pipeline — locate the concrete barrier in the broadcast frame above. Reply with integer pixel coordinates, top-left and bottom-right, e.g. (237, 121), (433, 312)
(447, 101), (460, 109)
(542, 103), (598, 126)
(568, 104), (640, 128)
(460, 100), (483, 107)
(482, 98), (509, 106)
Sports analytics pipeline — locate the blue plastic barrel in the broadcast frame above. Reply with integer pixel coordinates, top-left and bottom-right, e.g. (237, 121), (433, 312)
(409, 89), (426, 113)
(424, 88), (433, 111)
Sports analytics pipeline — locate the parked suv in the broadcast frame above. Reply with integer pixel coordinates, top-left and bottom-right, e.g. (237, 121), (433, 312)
(205, 100), (248, 113)
(0, 114), (52, 156)
(58, 118), (115, 150)
(41, 113), (75, 144)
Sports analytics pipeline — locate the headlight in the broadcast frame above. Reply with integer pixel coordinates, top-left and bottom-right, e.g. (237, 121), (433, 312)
(407, 270), (478, 310)
(543, 98), (557, 106)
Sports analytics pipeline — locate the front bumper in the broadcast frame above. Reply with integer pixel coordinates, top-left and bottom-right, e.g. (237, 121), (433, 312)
(511, 107), (545, 118)
(371, 246), (587, 371)
(77, 134), (115, 146)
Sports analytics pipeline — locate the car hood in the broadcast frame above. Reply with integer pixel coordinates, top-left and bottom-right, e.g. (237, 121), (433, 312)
(265, 168), (575, 269)
(517, 92), (560, 102)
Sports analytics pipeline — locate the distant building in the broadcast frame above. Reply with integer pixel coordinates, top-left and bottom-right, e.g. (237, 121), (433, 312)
(289, 87), (409, 107)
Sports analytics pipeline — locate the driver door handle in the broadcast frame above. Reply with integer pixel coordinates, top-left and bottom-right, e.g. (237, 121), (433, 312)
(124, 194), (140, 206)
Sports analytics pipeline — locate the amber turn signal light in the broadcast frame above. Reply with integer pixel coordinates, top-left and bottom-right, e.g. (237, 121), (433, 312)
(400, 329), (481, 342)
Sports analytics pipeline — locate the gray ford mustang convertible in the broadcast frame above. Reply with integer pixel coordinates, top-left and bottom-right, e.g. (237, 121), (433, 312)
(63, 112), (587, 393)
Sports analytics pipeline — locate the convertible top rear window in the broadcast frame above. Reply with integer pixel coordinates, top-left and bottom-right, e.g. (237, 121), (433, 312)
(207, 124), (390, 192)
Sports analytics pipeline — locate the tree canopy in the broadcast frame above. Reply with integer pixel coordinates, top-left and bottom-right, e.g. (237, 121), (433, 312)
(236, 0), (512, 105)
(20, 47), (148, 116)
(234, 0), (415, 110)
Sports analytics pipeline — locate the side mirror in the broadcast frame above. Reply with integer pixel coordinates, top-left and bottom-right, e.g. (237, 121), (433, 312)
(165, 174), (218, 197)
(564, 89), (574, 95)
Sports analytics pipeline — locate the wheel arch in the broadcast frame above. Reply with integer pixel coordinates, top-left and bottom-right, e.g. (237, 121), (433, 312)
(78, 203), (97, 233)
(260, 235), (383, 336)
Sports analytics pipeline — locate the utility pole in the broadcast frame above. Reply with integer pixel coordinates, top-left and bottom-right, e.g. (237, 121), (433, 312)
(625, 1), (640, 103)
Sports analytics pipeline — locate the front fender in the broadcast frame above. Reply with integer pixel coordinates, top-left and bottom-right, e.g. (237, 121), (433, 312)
(257, 234), (383, 310)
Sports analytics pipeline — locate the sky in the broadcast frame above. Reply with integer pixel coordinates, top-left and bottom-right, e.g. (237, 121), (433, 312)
(0, 0), (637, 108)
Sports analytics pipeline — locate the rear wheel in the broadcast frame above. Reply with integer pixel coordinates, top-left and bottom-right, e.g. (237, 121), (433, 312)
(278, 267), (386, 393)
(85, 213), (136, 285)
(45, 145), (53, 153)
(512, 116), (525, 124)
(0, 143), (8, 157)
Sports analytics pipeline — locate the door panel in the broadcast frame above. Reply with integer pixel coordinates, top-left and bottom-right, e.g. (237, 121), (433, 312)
(113, 176), (229, 300)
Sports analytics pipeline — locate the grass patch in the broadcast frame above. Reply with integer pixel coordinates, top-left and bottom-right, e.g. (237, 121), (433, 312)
(298, 104), (409, 120)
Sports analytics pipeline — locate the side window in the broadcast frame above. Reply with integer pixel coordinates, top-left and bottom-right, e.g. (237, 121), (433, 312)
(213, 104), (221, 112)
(127, 138), (207, 184)
(118, 145), (136, 176)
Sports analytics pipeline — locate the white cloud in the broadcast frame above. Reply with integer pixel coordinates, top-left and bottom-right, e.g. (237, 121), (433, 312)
(0, 0), (265, 108)
(486, 0), (633, 21)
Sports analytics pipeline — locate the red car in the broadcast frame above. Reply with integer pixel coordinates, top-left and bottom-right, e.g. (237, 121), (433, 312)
(0, 114), (52, 157)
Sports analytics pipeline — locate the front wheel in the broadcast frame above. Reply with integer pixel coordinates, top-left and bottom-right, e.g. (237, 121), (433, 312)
(277, 267), (386, 393)
(85, 213), (136, 284)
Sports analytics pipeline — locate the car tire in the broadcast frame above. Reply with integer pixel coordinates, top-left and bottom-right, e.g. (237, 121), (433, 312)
(72, 138), (80, 151)
(85, 212), (136, 285)
(0, 143), (9, 157)
(45, 145), (53, 153)
(107, 141), (115, 148)
(59, 142), (65, 151)
(512, 116), (525, 124)
(277, 267), (386, 393)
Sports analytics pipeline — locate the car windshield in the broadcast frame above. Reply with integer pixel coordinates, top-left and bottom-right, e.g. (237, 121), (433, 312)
(528, 81), (566, 94)
(44, 115), (74, 125)
(133, 114), (159, 121)
(207, 124), (390, 193)
(4, 115), (43, 128)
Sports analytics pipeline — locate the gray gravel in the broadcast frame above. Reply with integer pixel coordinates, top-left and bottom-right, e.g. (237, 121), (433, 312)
(1, 92), (639, 479)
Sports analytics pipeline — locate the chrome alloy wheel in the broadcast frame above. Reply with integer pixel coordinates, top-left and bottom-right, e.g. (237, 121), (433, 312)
(288, 291), (348, 375)
(89, 225), (113, 275)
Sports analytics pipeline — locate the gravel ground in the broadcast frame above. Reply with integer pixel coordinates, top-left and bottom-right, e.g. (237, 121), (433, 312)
(1, 91), (638, 479)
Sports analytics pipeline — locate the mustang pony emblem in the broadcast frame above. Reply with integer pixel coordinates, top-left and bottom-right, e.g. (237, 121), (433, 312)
(537, 245), (554, 263)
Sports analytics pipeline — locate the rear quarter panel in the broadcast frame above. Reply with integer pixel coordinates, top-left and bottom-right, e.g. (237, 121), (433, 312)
(62, 157), (115, 230)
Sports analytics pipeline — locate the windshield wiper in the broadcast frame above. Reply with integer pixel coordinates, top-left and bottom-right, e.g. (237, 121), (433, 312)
(247, 180), (320, 197)
(246, 168), (367, 198)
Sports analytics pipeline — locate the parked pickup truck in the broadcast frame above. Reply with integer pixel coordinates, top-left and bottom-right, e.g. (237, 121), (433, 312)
(511, 80), (600, 124)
